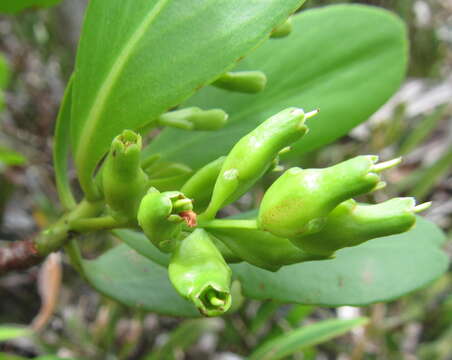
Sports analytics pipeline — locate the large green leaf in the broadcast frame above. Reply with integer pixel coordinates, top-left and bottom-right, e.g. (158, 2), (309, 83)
(81, 216), (447, 314)
(143, 5), (408, 169)
(81, 243), (199, 317)
(71, 0), (306, 199)
(232, 217), (448, 306)
(0, 0), (61, 13)
(114, 229), (170, 267)
(248, 318), (368, 360)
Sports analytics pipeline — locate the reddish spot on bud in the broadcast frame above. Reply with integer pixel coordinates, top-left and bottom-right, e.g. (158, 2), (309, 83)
(180, 210), (197, 227)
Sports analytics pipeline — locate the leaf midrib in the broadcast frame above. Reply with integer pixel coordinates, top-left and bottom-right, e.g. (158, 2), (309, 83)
(75, 0), (171, 166)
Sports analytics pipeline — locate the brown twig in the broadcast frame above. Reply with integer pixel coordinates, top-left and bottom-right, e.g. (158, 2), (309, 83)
(0, 199), (104, 275)
(0, 238), (43, 275)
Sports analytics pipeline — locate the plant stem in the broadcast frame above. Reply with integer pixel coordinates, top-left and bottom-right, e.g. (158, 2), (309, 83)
(199, 219), (258, 230)
(34, 199), (104, 256)
(0, 199), (107, 274)
(69, 216), (124, 233)
(0, 239), (41, 274)
(64, 240), (85, 278)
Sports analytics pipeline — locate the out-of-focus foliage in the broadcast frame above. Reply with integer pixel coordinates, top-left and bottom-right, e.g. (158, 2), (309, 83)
(0, 0), (62, 14)
(0, 326), (30, 341)
(248, 318), (368, 360)
(0, 146), (26, 168)
(0, 55), (9, 112)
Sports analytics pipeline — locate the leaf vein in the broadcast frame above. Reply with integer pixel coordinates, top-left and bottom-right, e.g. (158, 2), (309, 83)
(76, 0), (171, 167)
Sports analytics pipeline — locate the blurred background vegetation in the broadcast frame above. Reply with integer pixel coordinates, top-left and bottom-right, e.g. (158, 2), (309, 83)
(0, 0), (451, 359)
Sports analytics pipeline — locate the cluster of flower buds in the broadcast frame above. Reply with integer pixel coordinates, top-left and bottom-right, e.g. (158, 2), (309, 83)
(258, 155), (403, 238)
(101, 107), (430, 317)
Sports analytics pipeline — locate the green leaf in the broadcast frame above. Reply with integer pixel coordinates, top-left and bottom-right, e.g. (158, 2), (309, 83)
(71, 0), (306, 199)
(0, 55), (9, 90)
(52, 75), (76, 210)
(143, 5), (408, 169)
(410, 145), (452, 201)
(0, 54), (9, 112)
(113, 229), (169, 267)
(398, 105), (447, 156)
(0, 326), (30, 342)
(81, 243), (199, 317)
(249, 301), (281, 334)
(0, 0), (61, 13)
(231, 217), (448, 306)
(286, 305), (315, 327)
(248, 318), (368, 360)
(84, 215), (447, 314)
(0, 146), (27, 167)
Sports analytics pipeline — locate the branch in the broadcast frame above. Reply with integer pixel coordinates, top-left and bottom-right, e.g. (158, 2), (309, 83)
(0, 199), (105, 275)
(0, 238), (43, 274)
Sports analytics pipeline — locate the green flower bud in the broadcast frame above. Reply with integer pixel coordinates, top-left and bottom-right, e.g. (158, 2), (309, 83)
(293, 198), (430, 256)
(212, 71), (267, 94)
(168, 229), (232, 317)
(158, 107), (228, 131)
(146, 161), (193, 192)
(137, 188), (196, 252)
(270, 17), (293, 38)
(202, 108), (317, 220)
(102, 130), (149, 221)
(258, 155), (402, 238)
(208, 226), (326, 272)
(181, 156), (226, 212)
